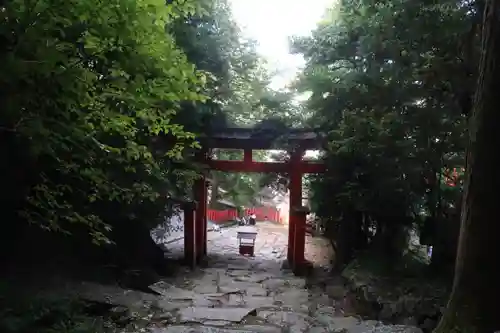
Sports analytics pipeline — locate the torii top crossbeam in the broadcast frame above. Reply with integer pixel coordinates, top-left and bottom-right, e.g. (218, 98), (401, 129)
(200, 127), (325, 150)
(200, 127), (326, 173)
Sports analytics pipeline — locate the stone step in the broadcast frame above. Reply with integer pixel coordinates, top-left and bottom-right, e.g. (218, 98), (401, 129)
(178, 306), (257, 324)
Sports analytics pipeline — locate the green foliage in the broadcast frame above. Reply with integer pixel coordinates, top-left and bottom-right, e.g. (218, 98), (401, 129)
(293, 0), (475, 267)
(0, 0), (296, 249)
(0, 0), (206, 242)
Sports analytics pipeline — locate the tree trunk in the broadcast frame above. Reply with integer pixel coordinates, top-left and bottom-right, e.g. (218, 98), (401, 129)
(434, 2), (500, 332)
(430, 215), (459, 277)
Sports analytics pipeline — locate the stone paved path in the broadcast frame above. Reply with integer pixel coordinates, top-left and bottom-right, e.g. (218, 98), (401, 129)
(70, 222), (422, 333)
(164, 221), (332, 268)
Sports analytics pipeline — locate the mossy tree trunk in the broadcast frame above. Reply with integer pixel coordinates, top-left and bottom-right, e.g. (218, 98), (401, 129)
(434, 1), (500, 332)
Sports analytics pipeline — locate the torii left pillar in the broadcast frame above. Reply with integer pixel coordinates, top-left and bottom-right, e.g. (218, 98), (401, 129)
(194, 148), (209, 262)
(194, 177), (208, 262)
(183, 200), (197, 268)
(287, 148), (304, 270)
(293, 206), (311, 275)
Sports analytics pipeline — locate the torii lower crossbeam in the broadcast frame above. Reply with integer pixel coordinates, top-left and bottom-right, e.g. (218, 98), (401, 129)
(208, 160), (325, 173)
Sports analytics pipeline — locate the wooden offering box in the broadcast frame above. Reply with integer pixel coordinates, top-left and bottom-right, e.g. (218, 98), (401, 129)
(237, 230), (257, 257)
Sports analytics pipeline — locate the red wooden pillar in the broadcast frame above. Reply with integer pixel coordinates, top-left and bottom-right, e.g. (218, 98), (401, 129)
(287, 148), (303, 267)
(202, 179), (209, 256)
(183, 201), (197, 268)
(194, 177), (207, 262)
(243, 149), (252, 165)
(293, 206), (310, 275)
(195, 148), (209, 258)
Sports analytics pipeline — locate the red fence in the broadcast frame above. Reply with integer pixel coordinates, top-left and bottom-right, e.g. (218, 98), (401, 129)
(207, 206), (282, 224)
(207, 209), (238, 222)
(244, 207), (282, 223)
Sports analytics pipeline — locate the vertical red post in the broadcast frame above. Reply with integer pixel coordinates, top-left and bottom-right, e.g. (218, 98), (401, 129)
(293, 207), (310, 274)
(243, 149), (252, 166)
(194, 177), (207, 262)
(183, 201), (197, 268)
(287, 148), (303, 267)
(202, 179), (209, 255)
(194, 148), (208, 259)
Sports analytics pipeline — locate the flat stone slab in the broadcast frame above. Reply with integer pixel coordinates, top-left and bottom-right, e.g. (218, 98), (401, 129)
(192, 284), (220, 294)
(245, 286), (269, 296)
(260, 311), (312, 332)
(262, 278), (305, 291)
(242, 296), (276, 309)
(151, 326), (281, 333)
(149, 280), (173, 295)
(151, 323), (422, 333)
(73, 282), (157, 308)
(227, 270), (252, 277)
(370, 325), (423, 333)
(164, 287), (197, 300)
(273, 289), (310, 309)
(234, 273), (273, 283)
(152, 298), (191, 312)
(179, 306), (257, 323)
(317, 316), (362, 332)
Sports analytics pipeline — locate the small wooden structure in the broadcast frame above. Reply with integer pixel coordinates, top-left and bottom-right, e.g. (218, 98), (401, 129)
(237, 230), (257, 256)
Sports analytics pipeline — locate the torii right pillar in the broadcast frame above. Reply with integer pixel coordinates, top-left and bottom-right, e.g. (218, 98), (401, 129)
(287, 148), (310, 274)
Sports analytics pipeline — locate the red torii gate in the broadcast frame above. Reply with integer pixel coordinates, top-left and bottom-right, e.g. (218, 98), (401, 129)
(183, 128), (326, 275)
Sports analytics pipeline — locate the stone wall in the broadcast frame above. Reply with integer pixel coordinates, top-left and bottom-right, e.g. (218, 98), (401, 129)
(341, 262), (449, 332)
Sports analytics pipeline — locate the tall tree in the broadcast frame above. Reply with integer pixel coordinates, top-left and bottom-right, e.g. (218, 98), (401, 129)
(0, 0), (206, 270)
(434, 0), (500, 331)
(292, 0), (471, 270)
